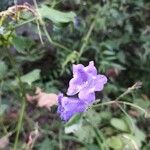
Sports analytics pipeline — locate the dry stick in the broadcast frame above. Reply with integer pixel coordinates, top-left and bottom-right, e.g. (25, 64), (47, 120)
(93, 82), (146, 115)
(33, 0), (70, 52)
(0, 3), (36, 17)
(32, 0), (44, 45)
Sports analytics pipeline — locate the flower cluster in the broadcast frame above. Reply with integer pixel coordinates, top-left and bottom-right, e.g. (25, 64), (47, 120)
(57, 61), (107, 121)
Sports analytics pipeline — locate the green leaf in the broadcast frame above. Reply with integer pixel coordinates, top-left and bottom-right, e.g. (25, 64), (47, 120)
(85, 109), (101, 126)
(65, 122), (82, 134)
(12, 69), (41, 86)
(65, 114), (82, 134)
(100, 111), (112, 120)
(86, 144), (100, 150)
(78, 145), (99, 150)
(75, 125), (95, 143)
(134, 126), (146, 143)
(121, 134), (141, 149)
(20, 69), (40, 85)
(134, 98), (150, 109)
(0, 104), (8, 116)
(39, 5), (76, 25)
(110, 118), (129, 132)
(0, 61), (8, 79)
(111, 63), (126, 70)
(38, 138), (55, 150)
(103, 50), (115, 55)
(12, 36), (33, 54)
(61, 51), (79, 74)
(107, 136), (123, 150)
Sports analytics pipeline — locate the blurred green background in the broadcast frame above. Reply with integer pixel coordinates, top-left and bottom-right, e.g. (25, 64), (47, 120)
(0, 0), (150, 149)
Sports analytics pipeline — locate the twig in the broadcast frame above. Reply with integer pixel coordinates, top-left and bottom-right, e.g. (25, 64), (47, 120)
(0, 3), (36, 18)
(93, 82), (146, 115)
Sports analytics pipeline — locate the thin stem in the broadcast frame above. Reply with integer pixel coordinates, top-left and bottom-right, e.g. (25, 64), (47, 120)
(13, 98), (26, 150)
(116, 103), (135, 135)
(115, 82), (142, 101)
(14, 17), (36, 28)
(78, 21), (95, 59)
(42, 25), (70, 52)
(59, 128), (63, 150)
(4, 48), (26, 150)
(77, 8), (100, 62)
(33, 0), (71, 52)
(33, 0), (44, 44)
(85, 118), (109, 150)
(93, 100), (146, 114)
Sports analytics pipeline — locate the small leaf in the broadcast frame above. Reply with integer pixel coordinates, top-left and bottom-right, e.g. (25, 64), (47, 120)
(39, 5), (76, 25)
(65, 122), (82, 134)
(21, 69), (41, 85)
(121, 134), (141, 149)
(65, 113), (82, 127)
(12, 69), (40, 86)
(75, 125), (95, 143)
(0, 61), (8, 79)
(110, 118), (129, 132)
(100, 111), (112, 120)
(65, 114), (82, 134)
(107, 136), (123, 150)
(12, 36), (33, 54)
(85, 109), (101, 125)
(0, 104), (8, 116)
(38, 138), (55, 150)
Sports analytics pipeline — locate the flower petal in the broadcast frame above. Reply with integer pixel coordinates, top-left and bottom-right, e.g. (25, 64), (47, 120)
(78, 88), (96, 104)
(67, 64), (88, 95)
(57, 95), (87, 121)
(94, 75), (108, 91)
(72, 64), (84, 76)
(84, 61), (97, 75)
(67, 77), (82, 95)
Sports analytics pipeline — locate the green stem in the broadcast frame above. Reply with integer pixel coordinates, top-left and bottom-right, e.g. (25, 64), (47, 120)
(13, 99), (26, 150)
(4, 48), (26, 150)
(116, 103), (135, 135)
(33, 0), (70, 52)
(59, 128), (63, 150)
(14, 17), (36, 28)
(93, 100), (146, 114)
(86, 118), (109, 150)
(77, 8), (100, 62)
(42, 25), (70, 52)
(78, 20), (95, 59)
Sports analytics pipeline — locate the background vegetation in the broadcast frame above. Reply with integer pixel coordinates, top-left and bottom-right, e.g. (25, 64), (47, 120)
(0, 0), (150, 149)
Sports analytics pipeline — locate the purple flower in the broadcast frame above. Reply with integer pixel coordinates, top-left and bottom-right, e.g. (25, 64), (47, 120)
(57, 94), (87, 121)
(57, 61), (107, 121)
(67, 61), (107, 103)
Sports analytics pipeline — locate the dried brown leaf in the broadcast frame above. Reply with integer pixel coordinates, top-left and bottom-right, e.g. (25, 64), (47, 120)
(26, 123), (40, 150)
(26, 87), (58, 110)
(0, 132), (12, 149)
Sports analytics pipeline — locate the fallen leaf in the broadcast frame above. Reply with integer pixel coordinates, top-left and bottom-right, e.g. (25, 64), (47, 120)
(0, 132), (12, 149)
(26, 123), (40, 150)
(26, 87), (58, 110)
